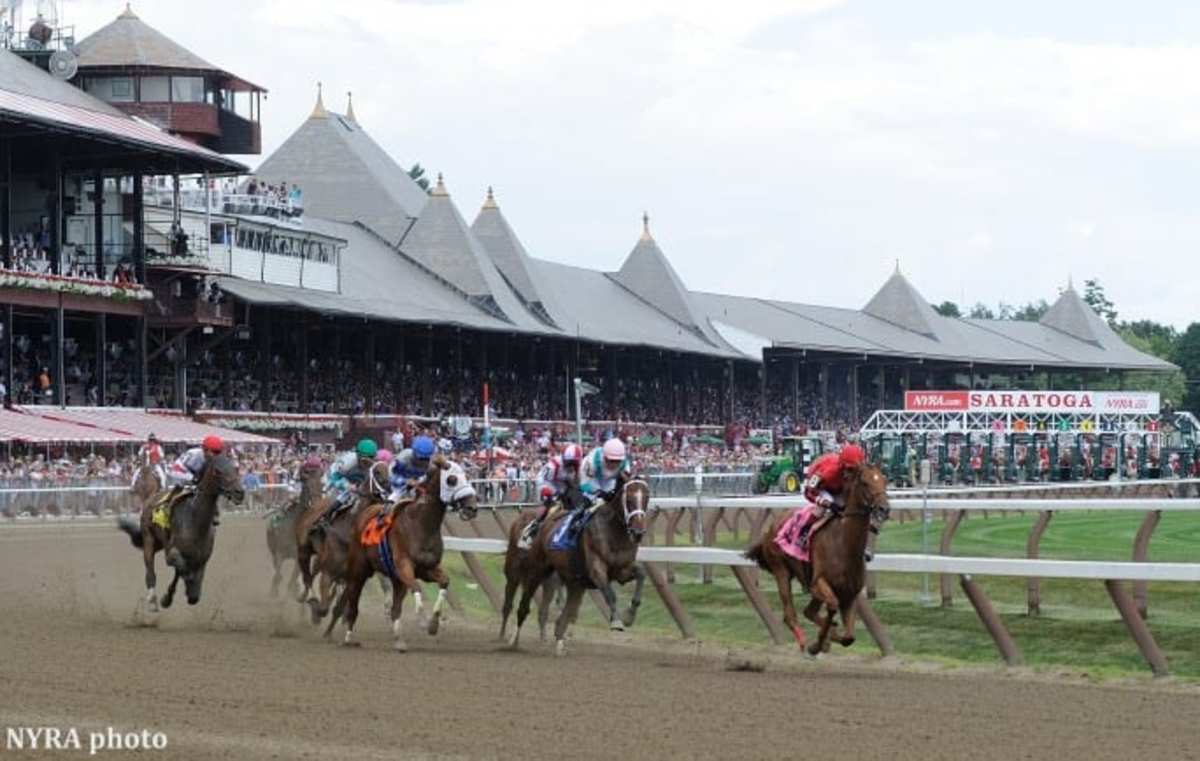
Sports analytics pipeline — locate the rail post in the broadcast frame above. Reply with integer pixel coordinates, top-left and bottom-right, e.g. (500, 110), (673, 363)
(940, 509), (966, 607)
(1105, 580), (1169, 677)
(644, 562), (695, 639)
(854, 591), (893, 656)
(960, 575), (1022, 666)
(1025, 510), (1053, 616)
(1131, 510), (1162, 619)
(442, 520), (503, 613)
(701, 507), (724, 584)
(730, 565), (787, 645)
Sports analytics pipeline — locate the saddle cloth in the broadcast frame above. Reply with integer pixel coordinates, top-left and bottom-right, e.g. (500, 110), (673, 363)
(774, 505), (819, 563)
(548, 510), (592, 552)
(359, 509), (396, 548)
(150, 489), (192, 530)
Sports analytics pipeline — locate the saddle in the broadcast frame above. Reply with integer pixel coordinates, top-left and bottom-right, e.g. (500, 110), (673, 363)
(150, 487), (194, 530)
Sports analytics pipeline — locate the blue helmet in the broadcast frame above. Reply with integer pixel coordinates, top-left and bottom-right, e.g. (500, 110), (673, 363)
(412, 436), (436, 460)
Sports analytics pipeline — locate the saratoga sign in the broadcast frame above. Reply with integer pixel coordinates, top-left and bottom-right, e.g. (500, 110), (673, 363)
(904, 390), (1160, 415)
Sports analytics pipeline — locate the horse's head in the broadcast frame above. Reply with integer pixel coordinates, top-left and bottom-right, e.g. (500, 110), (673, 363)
(617, 477), (650, 541)
(437, 461), (478, 521)
(206, 454), (245, 505)
(851, 462), (890, 533)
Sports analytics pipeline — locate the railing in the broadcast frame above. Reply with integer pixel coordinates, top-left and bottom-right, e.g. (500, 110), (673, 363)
(145, 187), (303, 221)
(438, 536), (1196, 676)
(0, 482), (293, 518)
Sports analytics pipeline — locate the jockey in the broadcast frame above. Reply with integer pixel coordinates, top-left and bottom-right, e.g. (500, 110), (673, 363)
(163, 435), (224, 524)
(137, 433), (167, 486)
(518, 443), (583, 548)
(580, 438), (631, 502)
(388, 435), (436, 504)
(319, 439), (377, 524)
(797, 443), (865, 550)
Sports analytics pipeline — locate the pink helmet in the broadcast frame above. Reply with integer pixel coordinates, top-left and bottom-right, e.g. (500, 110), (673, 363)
(561, 443), (583, 464)
(602, 438), (626, 463)
(375, 449), (394, 464)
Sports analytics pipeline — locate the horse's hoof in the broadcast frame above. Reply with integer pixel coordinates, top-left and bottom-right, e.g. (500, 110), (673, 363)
(392, 640), (408, 653)
(555, 640), (567, 657)
(160, 596), (173, 610)
(609, 619), (625, 632)
(145, 599), (159, 614)
(506, 632), (521, 651)
(806, 642), (822, 657)
(840, 636), (856, 648)
(620, 610), (638, 628)
(427, 615), (440, 637)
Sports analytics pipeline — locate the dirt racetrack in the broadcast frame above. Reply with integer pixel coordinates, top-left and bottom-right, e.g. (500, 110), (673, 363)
(2, 516), (1199, 761)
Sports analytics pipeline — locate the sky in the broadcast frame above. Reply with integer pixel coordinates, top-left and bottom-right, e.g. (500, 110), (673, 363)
(64, 0), (1200, 328)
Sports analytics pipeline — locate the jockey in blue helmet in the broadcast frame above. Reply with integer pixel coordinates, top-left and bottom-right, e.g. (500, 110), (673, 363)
(389, 435), (436, 504)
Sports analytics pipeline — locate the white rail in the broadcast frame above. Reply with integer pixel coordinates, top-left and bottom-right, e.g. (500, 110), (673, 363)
(647, 495), (1200, 512)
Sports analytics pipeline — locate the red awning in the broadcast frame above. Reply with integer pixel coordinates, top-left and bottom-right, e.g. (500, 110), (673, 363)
(13, 407), (279, 446)
(0, 408), (141, 443)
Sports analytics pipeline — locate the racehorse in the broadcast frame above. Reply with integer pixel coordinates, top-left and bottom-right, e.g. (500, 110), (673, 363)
(297, 461), (391, 624)
(116, 454), (244, 611)
(502, 477), (650, 656)
(266, 459), (324, 597)
(745, 461), (890, 655)
(130, 463), (162, 509)
(332, 458), (478, 650)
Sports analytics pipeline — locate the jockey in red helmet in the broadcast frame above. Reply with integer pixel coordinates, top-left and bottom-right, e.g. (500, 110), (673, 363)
(519, 443), (585, 549)
(797, 443), (866, 550)
(163, 434), (227, 525)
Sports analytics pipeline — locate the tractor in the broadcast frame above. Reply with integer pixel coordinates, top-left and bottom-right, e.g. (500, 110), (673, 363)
(752, 436), (824, 494)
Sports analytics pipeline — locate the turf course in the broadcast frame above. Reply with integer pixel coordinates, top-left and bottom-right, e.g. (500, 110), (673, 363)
(432, 509), (1200, 681)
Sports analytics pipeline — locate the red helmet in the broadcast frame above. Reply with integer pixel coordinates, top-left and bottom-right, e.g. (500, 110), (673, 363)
(202, 435), (224, 454)
(839, 444), (865, 468)
(561, 444), (583, 465)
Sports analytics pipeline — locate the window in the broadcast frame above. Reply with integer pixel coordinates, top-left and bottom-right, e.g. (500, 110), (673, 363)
(85, 77), (134, 103)
(170, 76), (205, 103)
(140, 76), (169, 102)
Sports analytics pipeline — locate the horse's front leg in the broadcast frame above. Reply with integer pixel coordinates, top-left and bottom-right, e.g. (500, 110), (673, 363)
(554, 584), (586, 657)
(142, 536), (158, 613)
(838, 599), (857, 647)
(161, 569), (182, 609)
(620, 565), (645, 628)
(424, 565), (450, 637)
(807, 577), (840, 657)
(587, 559), (622, 631)
(508, 571), (547, 650)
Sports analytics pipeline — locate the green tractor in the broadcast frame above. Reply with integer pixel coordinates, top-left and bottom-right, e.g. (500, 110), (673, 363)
(752, 436), (825, 494)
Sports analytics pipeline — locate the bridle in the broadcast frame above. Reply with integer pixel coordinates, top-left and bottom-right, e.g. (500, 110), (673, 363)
(844, 468), (890, 534)
(619, 479), (649, 540)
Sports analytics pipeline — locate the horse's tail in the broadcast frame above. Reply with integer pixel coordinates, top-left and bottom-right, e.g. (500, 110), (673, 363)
(744, 539), (770, 571)
(117, 515), (144, 549)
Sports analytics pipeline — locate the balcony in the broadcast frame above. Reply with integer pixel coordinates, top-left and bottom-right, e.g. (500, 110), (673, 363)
(214, 108), (262, 154)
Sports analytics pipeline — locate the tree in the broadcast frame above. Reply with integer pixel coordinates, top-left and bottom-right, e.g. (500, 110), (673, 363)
(968, 302), (995, 320)
(1119, 320), (1178, 360)
(408, 163), (431, 193)
(1172, 323), (1200, 414)
(932, 301), (961, 318)
(1012, 299), (1049, 322)
(1082, 278), (1118, 326)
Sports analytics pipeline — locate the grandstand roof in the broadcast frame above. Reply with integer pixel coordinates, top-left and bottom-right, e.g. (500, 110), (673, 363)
(252, 98), (428, 245)
(0, 408), (276, 445)
(239, 105), (1174, 373)
(0, 408), (138, 444)
(0, 50), (243, 173)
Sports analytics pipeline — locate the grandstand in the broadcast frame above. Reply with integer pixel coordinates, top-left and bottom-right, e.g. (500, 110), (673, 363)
(0, 6), (1178, 440)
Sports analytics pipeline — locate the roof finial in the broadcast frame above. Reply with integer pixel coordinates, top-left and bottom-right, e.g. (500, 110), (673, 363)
(345, 91), (356, 123)
(1067, 274), (1075, 291)
(119, 2), (137, 18)
(311, 81), (327, 119)
(895, 258), (901, 275)
(482, 185), (497, 210)
(431, 172), (448, 197)
(640, 210), (652, 242)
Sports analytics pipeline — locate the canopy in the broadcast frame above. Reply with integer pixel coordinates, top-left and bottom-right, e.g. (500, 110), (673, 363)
(11, 407), (279, 446)
(0, 408), (140, 443)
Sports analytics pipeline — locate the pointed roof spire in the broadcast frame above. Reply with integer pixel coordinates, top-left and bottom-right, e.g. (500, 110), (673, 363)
(120, 2), (137, 19)
(345, 91), (357, 123)
(863, 269), (942, 339)
(895, 258), (901, 274)
(640, 210), (652, 242)
(481, 186), (497, 210)
(311, 81), (327, 119)
(1040, 284), (1108, 346)
(431, 172), (448, 197)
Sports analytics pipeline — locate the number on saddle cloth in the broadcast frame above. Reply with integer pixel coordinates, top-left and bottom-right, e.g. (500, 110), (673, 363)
(548, 509), (592, 552)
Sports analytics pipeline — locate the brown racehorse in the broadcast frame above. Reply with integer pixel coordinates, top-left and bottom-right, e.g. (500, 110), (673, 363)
(266, 460), (324, 597)
(130, 463), (162, 509)
(745, 462), (890, 655)
(503, 478), (650, 656)
(117, 454), (245, 611)
(332, 458), (478, 650)
(297, 461), (391, 624)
